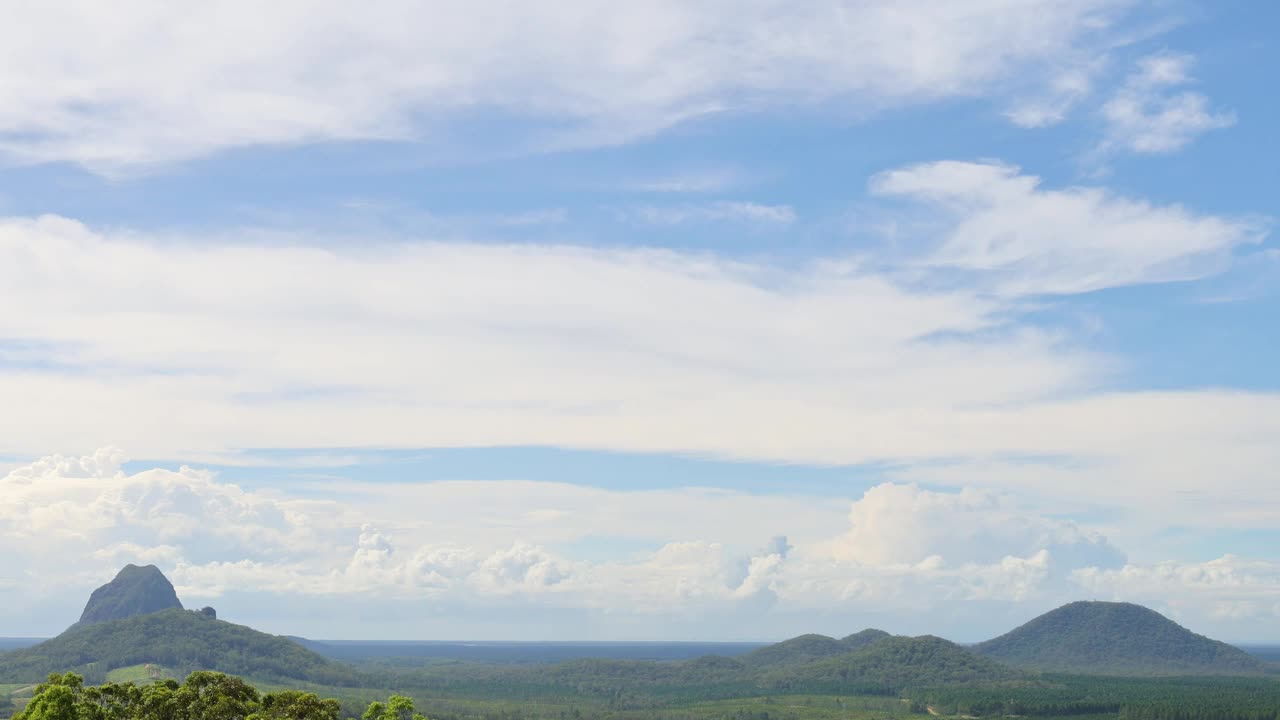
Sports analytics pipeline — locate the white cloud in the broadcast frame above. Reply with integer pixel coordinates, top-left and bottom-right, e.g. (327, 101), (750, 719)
(0, 0), (1137, 172)
(820, 483), (1123, 571)
(0, 451), (1140, 636)
(1098, 53), (1235, 155)
(0, 211), (1093, 465)
(1072, 556), (1280, 633)
(880, 392), (1280, 543)
(871, 160), (1265, 295)
(625, 201), (796, 226)
(93, 542), (184, 566)
(0, 172), (1273, 511)
(1005, 62), (1101, 128)
(4, 450), (1277, 640)
(0, 451), (329, 566)
(0, 166), (1276, 624)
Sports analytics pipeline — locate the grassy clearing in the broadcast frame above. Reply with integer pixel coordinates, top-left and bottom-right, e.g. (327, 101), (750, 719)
(105, 664), (176, 684)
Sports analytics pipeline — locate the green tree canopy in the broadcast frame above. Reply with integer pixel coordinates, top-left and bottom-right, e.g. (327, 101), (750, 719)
(361, 695), (426, 720)
(13, 672), (340, 720)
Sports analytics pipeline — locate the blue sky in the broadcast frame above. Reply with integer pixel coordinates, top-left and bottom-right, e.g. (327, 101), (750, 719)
(0, 0), (1278, 643)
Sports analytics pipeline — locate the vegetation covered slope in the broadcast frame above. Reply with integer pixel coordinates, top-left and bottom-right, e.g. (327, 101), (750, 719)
(76, 565), (183, 626)
(840, 629), (892, 651)
(396, 634), (1023, 704)
(738, 629), (895, 671)
(976, 601), (1266, 676)
(764, 635), (1025, 694)
(738, 634), (851, 668)
(0, 610), (357, 686)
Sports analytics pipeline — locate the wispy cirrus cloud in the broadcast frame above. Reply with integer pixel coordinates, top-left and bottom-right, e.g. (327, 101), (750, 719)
(0, 161), (1270, 475)
(0, 0), (1141, 173)
(623, 201), (796, 227)
(871, 160), (1266, 295)
(1004, 62), (1102, 128)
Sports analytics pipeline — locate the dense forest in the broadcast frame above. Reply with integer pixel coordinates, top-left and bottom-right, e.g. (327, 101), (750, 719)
(5, 620), (1278, 719)
(0, 611), (357, 686)
(914, 675), (1280, 719)
(6, 669), (1280, 720)
(7, 672), (424, 720)
(976, 602), (1266, 676)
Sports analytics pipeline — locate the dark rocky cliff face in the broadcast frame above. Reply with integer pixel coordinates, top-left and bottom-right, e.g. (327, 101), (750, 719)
(78, 564), (184, 625)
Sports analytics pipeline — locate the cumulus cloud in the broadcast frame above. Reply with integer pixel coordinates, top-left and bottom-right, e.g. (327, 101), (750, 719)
(821, 483), (1124, 572)
(0, 453), (1092, 624)
(0, 1), (1137, 172)
(1072, 556), (1280, 632)
(4, 449), (1277, 639)
(3, 447), (128, 484)
(871, 160), (1265, 295)
(775, 484), (1124, 608)
(1098, 53), (1235, 156)
(0, 448), (331, 566)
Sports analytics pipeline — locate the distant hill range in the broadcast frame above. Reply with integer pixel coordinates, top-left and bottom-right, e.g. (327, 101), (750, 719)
(975, 600), (1268, 676)
(0, 566), (356, 685)
(449, 630), (1022, 700)
(759, 634), (1024, 693)
(0, 565), (1270, 691)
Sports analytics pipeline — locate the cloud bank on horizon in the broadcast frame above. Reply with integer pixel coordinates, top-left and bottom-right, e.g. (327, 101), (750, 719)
(0, 0), (1277, 641)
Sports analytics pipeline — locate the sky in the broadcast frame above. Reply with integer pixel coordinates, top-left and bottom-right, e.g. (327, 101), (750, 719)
(0, 0), (1278, 644)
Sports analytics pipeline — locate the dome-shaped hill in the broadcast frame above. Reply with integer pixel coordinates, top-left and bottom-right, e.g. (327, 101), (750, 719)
(77, 564), (183, 625)
(739, 634), (848, 668)
(975, 601), (1266, 676)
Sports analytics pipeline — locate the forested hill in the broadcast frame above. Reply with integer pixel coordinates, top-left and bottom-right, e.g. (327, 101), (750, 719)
(0, 609), (358, 686)
(76, 565), (184, 626)
(841, 628), (892, 650)
(976, 600), (1267, 675)
(762, 635), (1026, 694)
(738, 633), (850, 668)
(396, 633), (1025, 702)
(739, 628), (892, 668)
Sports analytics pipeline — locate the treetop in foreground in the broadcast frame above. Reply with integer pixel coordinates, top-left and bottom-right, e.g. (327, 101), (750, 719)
(11, 672), (425, 720)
